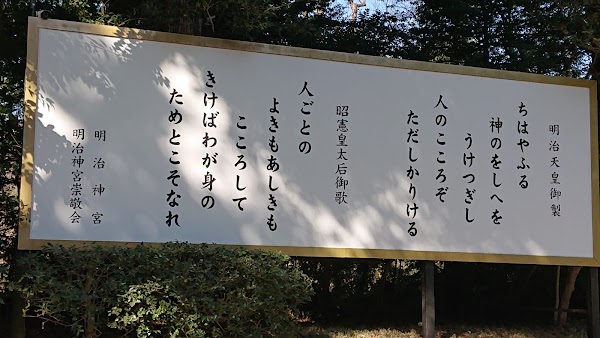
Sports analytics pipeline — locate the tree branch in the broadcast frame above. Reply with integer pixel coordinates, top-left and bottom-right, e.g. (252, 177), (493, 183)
(348, 0), (367, 21)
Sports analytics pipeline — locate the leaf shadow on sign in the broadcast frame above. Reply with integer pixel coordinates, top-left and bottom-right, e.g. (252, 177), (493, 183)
(153, 50), (440, 252)
(28, 26), (172, 240)
(183, 50), (462, 255)
(26, 26), (474, 254)
(26, 24), (546, 260)
(28, 25), (435, 251)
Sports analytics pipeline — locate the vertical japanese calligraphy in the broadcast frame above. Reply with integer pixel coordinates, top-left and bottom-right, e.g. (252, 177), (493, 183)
(69, 128), (106, 225)
(70, 128), (85, 224)
(166, 88), (184, 227)
(406, 109), (419, 236)
(516, 102), (531, 192)
(91, 129), (106, 224)
(234, 115), (248, 211)
(298, 81), (314, 155)
(201, 71), (218, 210)
(266, 97), (280, 231)
(490, 114), (504, 225)
(434, 95), (449, 204)
(463, 132), (476, 223)
(335, 106), (349, 205)
(549, 123), (562, 216)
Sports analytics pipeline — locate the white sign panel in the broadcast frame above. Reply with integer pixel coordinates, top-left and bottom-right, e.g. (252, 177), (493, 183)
(20, 19), (600, 265)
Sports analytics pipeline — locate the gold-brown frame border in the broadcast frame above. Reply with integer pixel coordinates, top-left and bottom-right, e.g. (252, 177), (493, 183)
(19, 18), (600, 266)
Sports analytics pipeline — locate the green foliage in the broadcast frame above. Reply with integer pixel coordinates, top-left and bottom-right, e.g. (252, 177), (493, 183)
(0, 1), (28, 302)
(111, 243), (314, 338)
(0, 104), (20, 298)
(557, 0), (600, 78)
(12, 244), (137, 337)
(110, 281), (204, 338)
(316, 10), (410, 57)
(409, 0), (586, 76)
(11, 243), (313, 337)
(296, 258), (422, 323)
(0, 265), (7, 305)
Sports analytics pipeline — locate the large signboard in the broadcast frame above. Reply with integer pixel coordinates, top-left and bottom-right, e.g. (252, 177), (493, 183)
(19, 18), (600, 265)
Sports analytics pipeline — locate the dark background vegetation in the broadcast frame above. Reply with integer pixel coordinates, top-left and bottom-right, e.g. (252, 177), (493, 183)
(2, 0), (600, 336)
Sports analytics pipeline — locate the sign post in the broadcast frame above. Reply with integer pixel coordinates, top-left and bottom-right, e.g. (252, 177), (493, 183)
(589, 267), (600, 338)
(421, 261), (435, 338)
